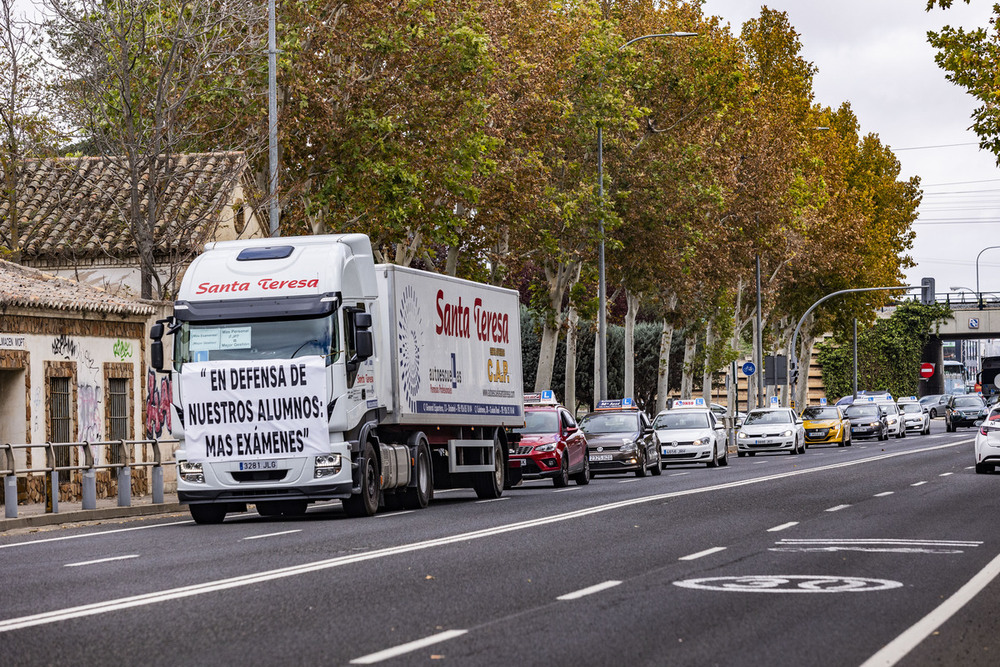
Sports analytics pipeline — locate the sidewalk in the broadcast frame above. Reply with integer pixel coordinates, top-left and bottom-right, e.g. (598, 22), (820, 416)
(1, 493), (184, 532)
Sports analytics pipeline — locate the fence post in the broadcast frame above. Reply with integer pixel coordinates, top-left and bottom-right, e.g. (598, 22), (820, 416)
(45, 443), (59, 514)
(81, 442), (97, 511)
(151, 439), (164, 504)
(3, 444), (17, 519)
(117, 440), (131, 507)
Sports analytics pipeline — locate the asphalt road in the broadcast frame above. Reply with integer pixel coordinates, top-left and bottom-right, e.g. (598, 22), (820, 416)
(2, 420), (998, 666)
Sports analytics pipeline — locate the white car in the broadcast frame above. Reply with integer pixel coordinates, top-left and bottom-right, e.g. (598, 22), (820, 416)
(736, 408), (806, 456)
(974, 405), (1000, 473)
(653, 405), (728, 468)
(897, 400), (931, 435)
(877, 401), (906, 438)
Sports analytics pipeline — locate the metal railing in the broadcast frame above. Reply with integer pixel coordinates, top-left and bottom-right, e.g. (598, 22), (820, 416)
(0, 439), (177, 519)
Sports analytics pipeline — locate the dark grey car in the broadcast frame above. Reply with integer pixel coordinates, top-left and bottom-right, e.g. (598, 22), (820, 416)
(579, 408), (661, 477)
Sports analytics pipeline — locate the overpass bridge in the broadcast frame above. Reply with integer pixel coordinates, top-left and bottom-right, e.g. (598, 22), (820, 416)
(934, 292), (1000, 338)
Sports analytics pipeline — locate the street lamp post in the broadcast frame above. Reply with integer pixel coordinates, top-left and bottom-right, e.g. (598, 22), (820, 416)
(976, 245), (1000, 297)
(597, 31), (697, 401)
(950, 285), (977, 306)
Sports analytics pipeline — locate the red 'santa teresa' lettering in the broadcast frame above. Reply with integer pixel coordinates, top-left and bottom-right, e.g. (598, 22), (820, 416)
(435, 289), (471, 338)
(474, 298), (509, 344)
(195, 278), (319, 295)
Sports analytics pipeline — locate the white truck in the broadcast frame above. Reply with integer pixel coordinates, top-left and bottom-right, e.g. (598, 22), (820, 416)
(150, 234), (524, 523)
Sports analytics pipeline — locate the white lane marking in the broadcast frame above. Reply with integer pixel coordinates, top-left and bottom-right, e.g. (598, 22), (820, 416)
(0, 439), (973, 633)
(350, 629), (468, 665)
(242, 530), (302, 541)
(752, 461), (768, 464)
(874, 492), (894, 497)
(557, 580), (622, 601)
(772, 539), (982, 554)
(618, 478), (641, 484)
(860, 550), (1000, 667)
(777, 539), (982, 547)
(669, 472), (690, 477)
(0, 520), (193, 550)
(680, 546), (727, 561)
(376, 511), (415, 518)
(65, 555), (139, 568)
(767, 522), (799, 532)
(826, 505), (851, 512)
(911, 481), (928, 487)
(939, 472), (954, 477)
(553, 487), (581, 493)
(475, 497), (510, 504)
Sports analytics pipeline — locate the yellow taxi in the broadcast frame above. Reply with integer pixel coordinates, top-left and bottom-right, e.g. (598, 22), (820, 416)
(800, 404), (852, 448)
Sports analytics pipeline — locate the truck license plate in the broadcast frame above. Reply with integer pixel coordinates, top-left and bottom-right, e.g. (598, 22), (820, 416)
(239, 460), (278, 471)
(589, 454), (613, 462)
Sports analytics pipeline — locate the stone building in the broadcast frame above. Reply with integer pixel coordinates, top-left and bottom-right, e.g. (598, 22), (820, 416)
(0, 261), (157, 504)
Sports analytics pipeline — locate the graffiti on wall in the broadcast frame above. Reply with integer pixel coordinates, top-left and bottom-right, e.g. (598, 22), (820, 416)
(145, 370), (172, 438)
(78, 383), (102, 443)
(113, 339), (133, 360)
(51, 334), (78, 359)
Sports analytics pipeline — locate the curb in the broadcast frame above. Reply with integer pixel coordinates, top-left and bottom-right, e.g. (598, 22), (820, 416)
(1, 502), (185, 532)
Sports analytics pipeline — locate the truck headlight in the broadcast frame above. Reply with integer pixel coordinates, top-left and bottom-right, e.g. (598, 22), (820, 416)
(178, 460), (204, 483)
(314, 454), (343, 478)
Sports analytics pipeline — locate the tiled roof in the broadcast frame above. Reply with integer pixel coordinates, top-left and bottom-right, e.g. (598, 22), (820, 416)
(0, 260), (154, 316)
(3, 152), (248, 261)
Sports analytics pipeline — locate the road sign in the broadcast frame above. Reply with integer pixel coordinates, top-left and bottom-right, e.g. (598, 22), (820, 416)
(769, 396), (779, 406)
(969, 318), (980, 329)
(820, 397), (827, 406)
(919, 362), (935, 379)
(742, 362), (756, 376)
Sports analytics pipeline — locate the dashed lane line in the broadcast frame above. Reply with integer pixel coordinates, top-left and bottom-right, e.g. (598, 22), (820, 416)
(679, 546), (727, 561)
(767, 522), (799, 532)
(243, 530), (302, 541)
(557, 580), (622, 601)
(350, 629), (469, 665)
(65, 555), (139, 568)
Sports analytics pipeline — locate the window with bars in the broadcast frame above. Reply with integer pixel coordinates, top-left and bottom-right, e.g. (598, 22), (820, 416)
(49, 376), (71, 470)
(108, 377), (130, 475)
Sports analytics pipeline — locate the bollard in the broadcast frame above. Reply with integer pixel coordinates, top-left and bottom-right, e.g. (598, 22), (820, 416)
(49, 470), (60, 514)
(82, 469), (97, 510)
(152, 465), (164, 504)
(118, 465), (132, 507)
(4, 475), (17, 519)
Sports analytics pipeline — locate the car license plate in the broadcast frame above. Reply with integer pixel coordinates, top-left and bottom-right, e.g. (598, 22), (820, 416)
(851, 427), (861, 433)
(589, 454), (613, 462)
(808, 430), (822, 437)
(238, 460), (278, 471)
(663, 447), (689, 455)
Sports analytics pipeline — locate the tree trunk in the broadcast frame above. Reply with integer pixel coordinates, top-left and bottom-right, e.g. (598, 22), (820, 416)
(564, 305), (579, 414)
(623, 290), (639, 400)
(655, 317), (675, 413)
(680, 331), (697, 399)
(534, 260), (581, 392)
(702, 317), (715, 405)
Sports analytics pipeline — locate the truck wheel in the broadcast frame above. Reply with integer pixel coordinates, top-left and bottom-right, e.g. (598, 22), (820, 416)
(473, 432), (505, 500)
(402, 442), (433, 510)
(344, 441), (380, 517)
(190, 504), (226, 525)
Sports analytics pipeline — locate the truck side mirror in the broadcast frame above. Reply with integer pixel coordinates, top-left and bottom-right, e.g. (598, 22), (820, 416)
(355, 330), (373, 361)
(354, 311), (372, 329)
(150, 323), (165, 372)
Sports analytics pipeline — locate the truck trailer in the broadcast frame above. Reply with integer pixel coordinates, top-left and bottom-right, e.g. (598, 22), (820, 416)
(150, 234), (524, 523)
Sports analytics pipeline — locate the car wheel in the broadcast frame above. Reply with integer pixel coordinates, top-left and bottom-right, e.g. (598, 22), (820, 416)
(650, 450), (662, 476)
(931, 408), (938, 418)
(719, 446), (729, 466)
(922, 424), (930, 435)
(976, 462), (994, 474)
(895, 428), (903, 439)
(748, 451), (756, 457)
(573, 453), (591, 485)
(707, 443), (719, 468)
(553, 453), (570, 488)
(634, 450), (647, 477)
(737, 451), (746, 458)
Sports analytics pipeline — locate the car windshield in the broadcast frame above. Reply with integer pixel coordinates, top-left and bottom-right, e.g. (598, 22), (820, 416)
(174, 314), (339, 370)
(579, 413), (638, 434)
(880, 403), (898, 415)
(955, 396), (985, 408)
(899, 403), (922, 414)
(846, 405), (878, 418)
(918, 395), (940, 405)
(514, 410), (559, 434)
(653, 412), (711, 429)
(801, 407), (838, 420)
(743, 410), (791, 425)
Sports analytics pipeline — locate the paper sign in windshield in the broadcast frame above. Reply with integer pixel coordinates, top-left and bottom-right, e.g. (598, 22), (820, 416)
(181, 357), (327, 462)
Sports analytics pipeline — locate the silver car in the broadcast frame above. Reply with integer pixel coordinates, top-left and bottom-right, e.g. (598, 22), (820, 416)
(736, 408), (806, 456)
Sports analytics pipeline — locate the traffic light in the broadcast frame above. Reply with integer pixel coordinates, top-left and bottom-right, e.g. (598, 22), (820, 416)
(789, 360), (799, 386)
(921, 277), (935, 305)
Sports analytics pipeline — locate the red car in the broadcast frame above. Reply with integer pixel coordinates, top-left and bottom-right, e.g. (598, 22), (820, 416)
(510, 397), (590, 487)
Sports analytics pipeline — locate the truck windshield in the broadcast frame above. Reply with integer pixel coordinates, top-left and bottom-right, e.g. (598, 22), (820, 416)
(174, 314), (340, 370)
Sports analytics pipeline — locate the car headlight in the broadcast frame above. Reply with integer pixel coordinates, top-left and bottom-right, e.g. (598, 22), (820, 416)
(738, 431), (749, 439)
(692, 437), (710, 446)
(870, 422), (880, 428)
(619, 442), (636, 453)
(782, 429), (793, 437)
(178, 460), (204, 483)
(535, 443), (557, 452)
(888, 417), (898, 424)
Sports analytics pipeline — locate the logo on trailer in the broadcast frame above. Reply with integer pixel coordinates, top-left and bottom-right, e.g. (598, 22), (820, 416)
(397, 284), (423, 412)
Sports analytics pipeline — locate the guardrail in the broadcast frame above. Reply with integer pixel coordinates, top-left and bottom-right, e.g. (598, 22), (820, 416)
(940, 292), (1000, 310)
(0, 439), (177, 519)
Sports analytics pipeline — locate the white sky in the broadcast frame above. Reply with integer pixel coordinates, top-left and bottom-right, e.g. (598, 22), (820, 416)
(702, 0), (1000, 297)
